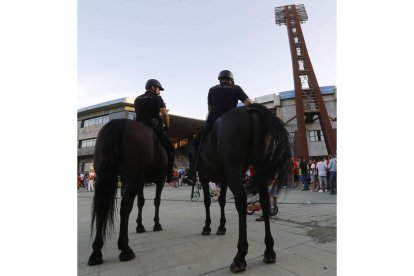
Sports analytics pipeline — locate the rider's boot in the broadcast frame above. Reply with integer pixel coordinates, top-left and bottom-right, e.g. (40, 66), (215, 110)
(185, 125), (209, 186)
(185, 144), (197, 186)
(166, 151), (175, 183)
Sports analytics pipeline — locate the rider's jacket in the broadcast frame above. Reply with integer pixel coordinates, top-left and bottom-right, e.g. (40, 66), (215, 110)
(207, 83), (248, 123)
(134, 90), (166, 128)
(134, 90), (173, 154)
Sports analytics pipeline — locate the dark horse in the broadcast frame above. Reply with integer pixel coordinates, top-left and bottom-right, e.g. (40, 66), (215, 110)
(88, 119), (168, 266)
(195, 103), (291, 273)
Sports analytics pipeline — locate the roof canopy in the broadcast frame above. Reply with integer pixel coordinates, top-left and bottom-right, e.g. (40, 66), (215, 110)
(168, 114), (204, 142)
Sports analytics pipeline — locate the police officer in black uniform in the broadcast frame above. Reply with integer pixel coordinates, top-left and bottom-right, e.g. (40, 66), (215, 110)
(134, 79), (175, 183)
(186, 70), (252, 183)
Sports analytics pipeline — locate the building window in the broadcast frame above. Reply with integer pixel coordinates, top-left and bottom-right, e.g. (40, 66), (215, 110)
(128, 112), (136, 120)
(82, 115), (109, 128)
(309, 130), (324, 142)
(80, 138), (96, 148)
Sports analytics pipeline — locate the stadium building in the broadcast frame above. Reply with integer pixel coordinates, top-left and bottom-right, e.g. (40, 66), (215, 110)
(77, 85), (336, 173)
(254, 85), (337, 157)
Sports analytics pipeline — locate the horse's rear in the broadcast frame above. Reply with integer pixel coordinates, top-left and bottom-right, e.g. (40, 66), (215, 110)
(199, 108), (251, 181)
(197, 104), (291, 273)
(88, 119), (167, 266)
(120, 120), (167, 180)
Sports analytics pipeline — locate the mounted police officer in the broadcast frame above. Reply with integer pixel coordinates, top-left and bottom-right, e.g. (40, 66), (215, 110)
(134, 79), (175, 183)
(186, 70), (252, 184)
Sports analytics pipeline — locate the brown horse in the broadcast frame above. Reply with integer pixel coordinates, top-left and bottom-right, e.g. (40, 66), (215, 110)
(88, 119), (167, 266)
(194, 103), (292, 273)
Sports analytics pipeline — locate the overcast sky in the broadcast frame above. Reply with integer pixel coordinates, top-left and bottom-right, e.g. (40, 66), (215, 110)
(78, 0), (336, 119)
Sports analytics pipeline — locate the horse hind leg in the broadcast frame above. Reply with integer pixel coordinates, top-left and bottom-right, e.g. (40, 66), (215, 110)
(88, 212), (104, 266)
(136, 184), (146, 233)
(216, 183), (227, 235)
(153, 180), (164, 231)
(117, 180), (138, 262)
(88, 173), (118, 266)
(200, 177), (212, 235)
(258, 187), (276, 264)
(227, 171), (248, 273)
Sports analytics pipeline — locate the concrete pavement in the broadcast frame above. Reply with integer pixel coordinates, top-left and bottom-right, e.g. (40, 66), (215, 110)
(78, 184), (336, 276)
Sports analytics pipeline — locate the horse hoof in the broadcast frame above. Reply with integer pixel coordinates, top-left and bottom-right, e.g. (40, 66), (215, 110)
(263, 250), (276, 264)
(216, 228), (226, 235)
(201, 228), (211, 235)
(153, 224), (163, 232)
(229, 261), (246, 273)
(87, 251), (103, 266)
(136, 225), (146, 233)
(119, 248), (135, 262)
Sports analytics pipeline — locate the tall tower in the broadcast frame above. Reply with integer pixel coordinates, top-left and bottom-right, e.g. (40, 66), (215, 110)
(275, 4), (336, 158)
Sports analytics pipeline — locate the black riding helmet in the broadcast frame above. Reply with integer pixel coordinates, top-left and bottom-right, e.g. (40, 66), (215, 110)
(145, 79), (164, 91)
(218, 70), (234, 81)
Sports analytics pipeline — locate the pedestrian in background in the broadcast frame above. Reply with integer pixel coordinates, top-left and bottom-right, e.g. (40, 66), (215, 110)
(328, 155), (337, 195)
(209, 181), (220, 197)
(299, 157), (310, 191)
(87, 169), (96, 192)
(316, 157), (328, 192)
(84, 172), (89, 188)
(77, 173), (81, 190)
(293, 157), (300, 189)
(171, 166), (178, 188)
(178, 167), (185, 186)
(326, 155), (331, 190)
(309, 159), (318, 191)
(80, 172), (85, 188)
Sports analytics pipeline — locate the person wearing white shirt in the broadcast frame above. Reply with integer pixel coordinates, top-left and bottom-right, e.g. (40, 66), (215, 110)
(309, 159), (318, 191)
(316, 157), (328, 192)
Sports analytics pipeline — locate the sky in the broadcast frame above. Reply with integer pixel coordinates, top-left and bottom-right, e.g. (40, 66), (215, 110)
(78, 0), (336, 120)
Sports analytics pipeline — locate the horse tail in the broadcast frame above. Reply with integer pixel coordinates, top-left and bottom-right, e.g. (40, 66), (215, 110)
(90, 119), (127, 241)
(247, 103), (292, 194)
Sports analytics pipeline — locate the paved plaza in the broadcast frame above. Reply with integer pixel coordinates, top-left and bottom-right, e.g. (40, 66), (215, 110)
(78, 185), (336, 276)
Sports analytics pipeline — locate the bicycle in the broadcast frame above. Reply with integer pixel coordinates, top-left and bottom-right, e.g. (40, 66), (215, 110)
(243, 176), (279, 216)
(190, 178), (220, 201)
(246, 194), (278, 216)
